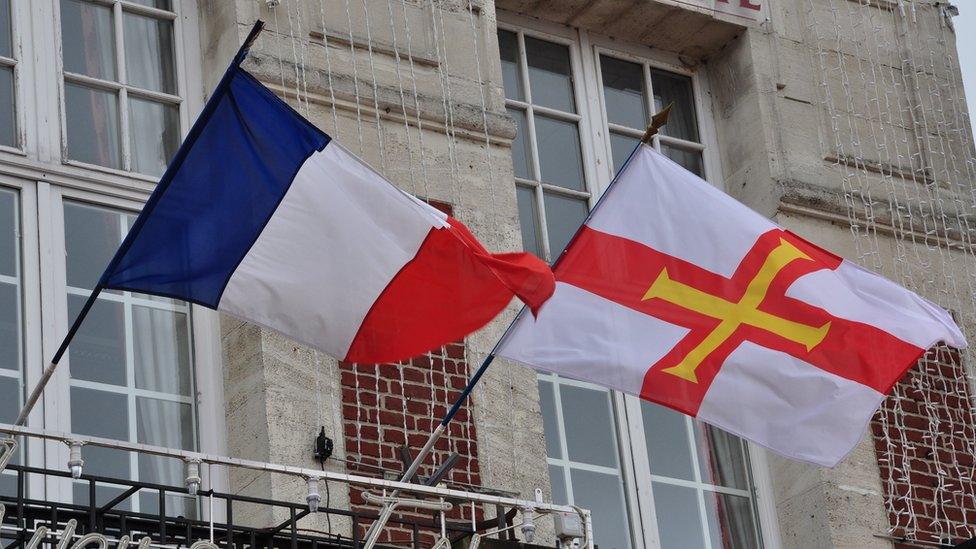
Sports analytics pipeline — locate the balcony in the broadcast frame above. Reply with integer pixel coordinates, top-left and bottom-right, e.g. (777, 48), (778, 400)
(0, 425), (589, 549)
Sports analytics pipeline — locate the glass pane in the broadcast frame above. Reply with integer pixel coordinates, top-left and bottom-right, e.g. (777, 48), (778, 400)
(524, 36), (574, 112)
(123, 13), (176, 94)
(516, 185), (542, 258)
(705, 491), (759, 549)
(538, 379), (561, 458)
(498, 30), (522, 101)
(508, 107), (531, 180)
(662, 144), (704, 178)
(136, 398), (193, 450)
(128, 97), (179, 176)
(654, 482), (706, 549)
(601, 56), (646, 128)
(570, 469), (631, 549)
(543, 192), (587, 259)
(642, 401), (694, 481)
(696, 423), (749, 490)
(64, 202), (122, 290)
(65, 83), (121, 169)
(651, 69), (698, 142)
(0, 472), (15, 498)
(0, 375), (18, 423)
(549, 464), (567, 504)
(609, 132), (639, 174)
(137, 398), (194, 493)
(0, 0), (11, 58)
(73, 483), (132, 511)
(0, 284), (19, 373)
(0, 189), (14, 277)
(133, 307), (191, 395)
(61, 0), (116, 80)
(69, 295), (126, 386)
(535, 116), (584, 190)
(127, 0), (173, 11)
(70, 387), (130, 477)
(559, 384), (617, 468)
(0, 67), (14, 148)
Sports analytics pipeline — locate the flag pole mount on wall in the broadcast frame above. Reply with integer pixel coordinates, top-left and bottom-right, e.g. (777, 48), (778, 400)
(10, 21), (267, 429)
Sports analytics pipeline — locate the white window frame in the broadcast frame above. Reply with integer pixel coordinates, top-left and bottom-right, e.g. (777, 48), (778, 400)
(499, 11), (782, 549)
(53, 0), (191, 180)
(0, 0), (27, 156)
(499, 22), (602, 262)
(42, 186), (202, 510)
(0, 177), (42, 502)
(0, 0), (227, 508)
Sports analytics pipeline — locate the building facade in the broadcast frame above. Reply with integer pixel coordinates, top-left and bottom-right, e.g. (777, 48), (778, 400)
(0, 0), (974, 548)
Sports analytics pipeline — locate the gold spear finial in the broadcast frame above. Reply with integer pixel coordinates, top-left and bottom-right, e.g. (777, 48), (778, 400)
(640, 103), (674, 144)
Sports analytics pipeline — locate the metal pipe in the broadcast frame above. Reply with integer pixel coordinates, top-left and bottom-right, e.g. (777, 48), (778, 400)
(360, 423), (446, 547)
(361, 491), (452, 512)
(0, 423), (577, 514)
(14, 284), (104, 427)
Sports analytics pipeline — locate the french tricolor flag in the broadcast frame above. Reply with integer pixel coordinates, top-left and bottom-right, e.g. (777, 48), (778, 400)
(97, 36), (554, 364)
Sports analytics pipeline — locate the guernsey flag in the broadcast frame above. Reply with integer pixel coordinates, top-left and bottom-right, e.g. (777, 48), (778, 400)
(97, 44), (554, 365)
(496, 143), (966, 467)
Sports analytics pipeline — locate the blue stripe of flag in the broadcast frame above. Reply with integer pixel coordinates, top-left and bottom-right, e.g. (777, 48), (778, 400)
(101, 65), (330, 308)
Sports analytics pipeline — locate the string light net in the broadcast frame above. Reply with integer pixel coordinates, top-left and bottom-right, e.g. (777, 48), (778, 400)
(804, 0), (976, 544)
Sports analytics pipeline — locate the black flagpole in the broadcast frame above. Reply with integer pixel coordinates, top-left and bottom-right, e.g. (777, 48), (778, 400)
(10, 20), (267, 428)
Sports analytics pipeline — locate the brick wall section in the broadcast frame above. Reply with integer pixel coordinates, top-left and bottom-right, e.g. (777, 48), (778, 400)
(339, 342), (484, 547)
(871, 347), (976, 548)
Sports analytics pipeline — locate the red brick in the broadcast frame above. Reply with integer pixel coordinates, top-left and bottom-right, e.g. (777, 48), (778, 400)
(871, 352), (976, 545)
(446, 344), (465, 360)
(382, 428), (406, 444)
(402, 383), (429, 400)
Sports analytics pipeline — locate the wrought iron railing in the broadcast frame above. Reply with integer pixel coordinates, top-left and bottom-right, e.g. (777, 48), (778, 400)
(0, 425), (592, 549)
(0, 462), (474, 549)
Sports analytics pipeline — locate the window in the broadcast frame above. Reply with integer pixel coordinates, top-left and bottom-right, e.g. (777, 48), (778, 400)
(63, 201), (197, 516)
(539, 375), (632, 549)
(639, 403), (760, 548)
(499, 23), (765, 549)
(0, 0), (212, 511)
(59, 0), (181, 176)
(597, 53), (705, 177)
(0, 187), (20, 496)
(0, 0), (15, 148)
(500, 28), (590, 262)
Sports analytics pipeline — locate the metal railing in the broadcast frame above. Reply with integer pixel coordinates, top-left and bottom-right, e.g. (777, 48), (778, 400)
(0, 461), (465, 549)
(0, 424), (593, 549)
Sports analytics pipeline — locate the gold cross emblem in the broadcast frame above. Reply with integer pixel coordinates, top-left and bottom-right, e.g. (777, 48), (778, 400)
(641, 238), (832, 383)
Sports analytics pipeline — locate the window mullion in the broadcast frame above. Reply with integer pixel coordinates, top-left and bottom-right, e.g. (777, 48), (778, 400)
(113, 2), (132, 172)
(516, 31), (532, 105)
(686, 418), (715, 549)
(121, 210), (140, 508)
(533, 182), (550, 263)
(550, 380), (574, 505)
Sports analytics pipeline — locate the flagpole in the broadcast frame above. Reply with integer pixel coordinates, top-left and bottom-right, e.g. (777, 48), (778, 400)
(10, 20), (268, 430)
(13, 284), (104, 427)
(363, 105), (674, 547)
